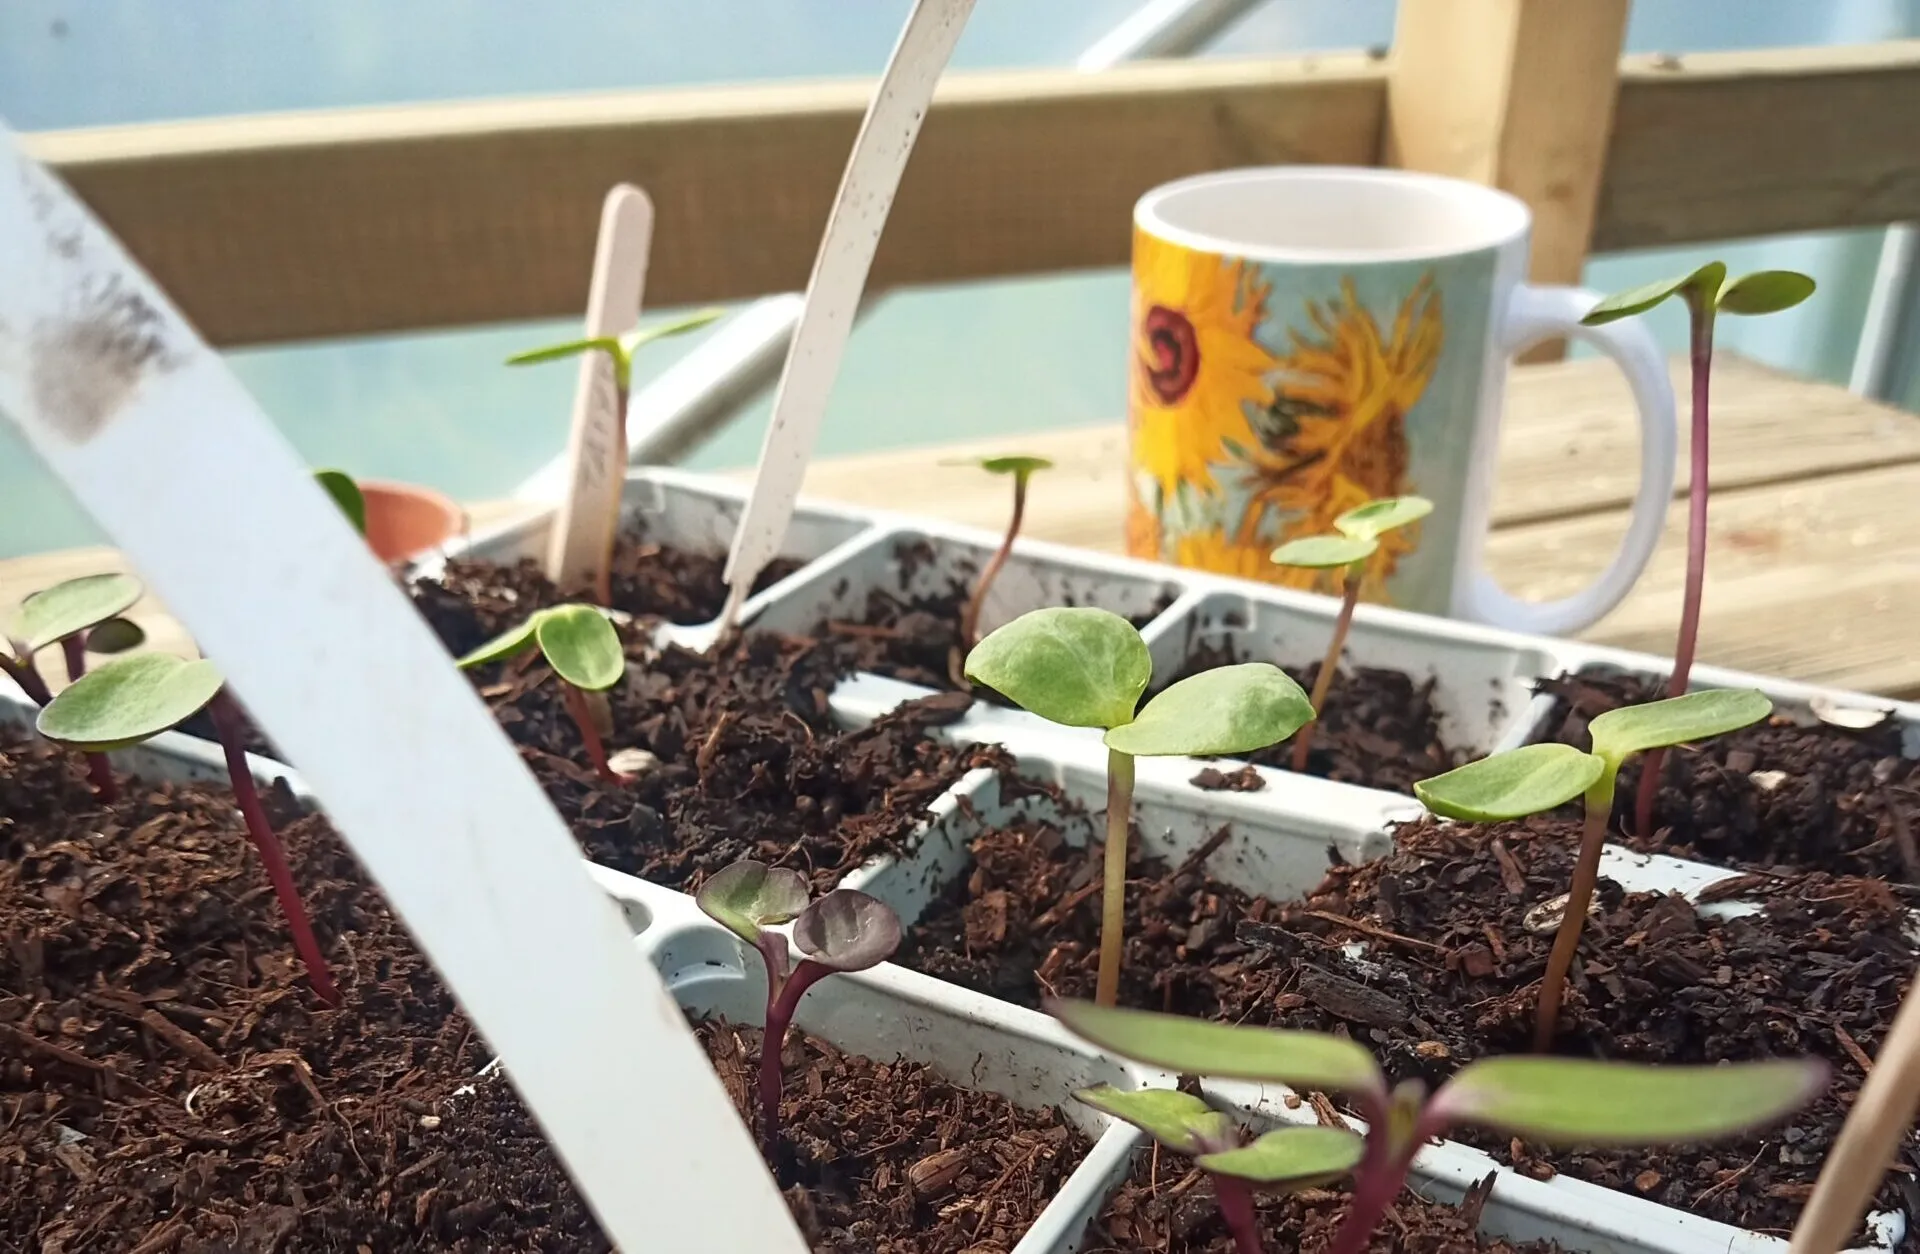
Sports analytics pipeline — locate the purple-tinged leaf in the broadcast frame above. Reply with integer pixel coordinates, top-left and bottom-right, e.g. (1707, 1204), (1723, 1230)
(792, 889), (902, 972)
(696, 860), (810, 946)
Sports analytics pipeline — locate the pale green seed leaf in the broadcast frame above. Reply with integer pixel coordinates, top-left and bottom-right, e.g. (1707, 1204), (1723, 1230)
(946, 454), (1055, 479)
(36, 653), (224, 751)
(1269, 535), (1377, 570)
(1414, 743), (1606, 821)
(534, 604), (626, 692)
(454, 614), (543, 670)
(1587, 688), (1771, 767)
(1580, 263), (1726, 325)
(313, 468), (366, 535)
(792, 889), (901, 972)
(1196, 1125), (1366, 1187)
(964, 607), (1149, 730)
(1436, 1056), (1827, 1146)
(622, 308), (727, 352)
(1717, 270), (1815, 316)
(695, 860), (811, 945)
(1335, 496), (1433, 541)
(507, 336), (630, 389)
(12, 573), (143, 655)
(84, 617), (147, 655)
(1105, 664), (1313, 758)
(1073, 1085), (1237, 1156)
(1048, 1000), (1385, 1096)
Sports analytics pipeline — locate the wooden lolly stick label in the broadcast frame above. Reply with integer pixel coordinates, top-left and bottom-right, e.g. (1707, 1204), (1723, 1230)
(546, 185), (653, 595)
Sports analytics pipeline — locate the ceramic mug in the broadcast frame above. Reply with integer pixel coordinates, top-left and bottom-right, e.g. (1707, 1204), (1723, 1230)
(1126, 166), (1676, 635)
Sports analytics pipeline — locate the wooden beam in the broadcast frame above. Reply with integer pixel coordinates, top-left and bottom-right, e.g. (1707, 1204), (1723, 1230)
(18, 41), (1920, 346)
(20, 56), (1383, 347)
(1385, 0), (1629, 361)
(1597, 41), (1920, 250)
(1385, 0), (1628, 286)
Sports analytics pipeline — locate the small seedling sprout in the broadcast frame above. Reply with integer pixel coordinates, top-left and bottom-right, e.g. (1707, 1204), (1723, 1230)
(966, 607), (1314, 1006)
(1268, 497), (1432, 774)
(1582, 266), (1813, 839)
(1076, 1085), (1362, 1254)
(456, 604), (629, 784)
(507, 310), (723, 599)
(313, 468), (368, 535)
(695, 860), (901, 1154)
(940, 454), (1053, 686)
(1415, 687), (1770, 1050)
(36, 654), (339, 1005)
(4, 572), (145, 800)
(1052, 1000), (1825, 1254)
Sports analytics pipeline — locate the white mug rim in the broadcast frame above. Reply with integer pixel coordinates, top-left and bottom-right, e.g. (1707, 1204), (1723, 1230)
(1134, 166), (1533, 265)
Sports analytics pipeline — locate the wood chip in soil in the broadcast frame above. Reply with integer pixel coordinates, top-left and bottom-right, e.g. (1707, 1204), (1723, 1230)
(1086, 1150), (1561, 1253)
(695, 1017), (1089, 1253)
(815, 539), (1172, 697)
(1538, 671), (1920, 880)
(413, 561), (998, 892)
(1166, 634), (1465, 796)
(0, 730), (608, 1251)
(897, 799), (1915, 1236)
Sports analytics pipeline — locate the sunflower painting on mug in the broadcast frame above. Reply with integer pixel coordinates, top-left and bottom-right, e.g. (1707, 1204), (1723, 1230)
(1125, 226), (1483, 614)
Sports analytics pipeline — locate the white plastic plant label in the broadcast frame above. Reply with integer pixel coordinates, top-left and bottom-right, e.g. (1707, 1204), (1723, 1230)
(0, 128), (805, 1253)
(720, 0), (978, 631)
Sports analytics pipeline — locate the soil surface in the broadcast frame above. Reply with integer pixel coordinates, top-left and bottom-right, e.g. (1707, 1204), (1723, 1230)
(412, 557), (993, 892)
(1538, 671), (1920, 880)
(696, 1018), (1090, 1253)
(898, 799), (1915, 1235)
(817, 539), (1172, 695)
(1169, 638), (1465, 796)
(1086, 1150), (1560, 1254)
(0, 729), (609, 1251)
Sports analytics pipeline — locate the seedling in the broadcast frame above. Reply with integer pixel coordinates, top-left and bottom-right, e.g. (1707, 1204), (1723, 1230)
(1583, 266), (1813, 839)
(455, 604), (628, 784)
(695, 860), (901, 1153)
(940, 454), (1053, 685)
(313, 467), (367, 534)
(966, 607), (1313, 1007)
(1415, 687), (1770, 1051)
(36, 653), (339, 1005)
(1053, 1000), (1825, 1254)
(1077, 1086), (1362, 1254)
(508, 308), (725, 462)
(4, 572), (145, 800)
(1269, 496), (1432, 774)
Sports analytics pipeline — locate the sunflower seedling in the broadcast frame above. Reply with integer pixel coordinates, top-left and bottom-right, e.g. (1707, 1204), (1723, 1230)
(1582, 266), (1813, 839)
(696, 860), (901, 1153)
(1053, 1000), (1824, 1254)
(37, 653), (339, 1005)
(940, 454), (1053, 685)
(5, 573), (146, 800)
(1076, 1086), (1362, 1254)
(507, 310), (723, 599)
(1415, 687), (1770, 1050)
(966, 607), (1313, 1007)
(455, 604), (628, 784)
(1268, 496), (1432, 774)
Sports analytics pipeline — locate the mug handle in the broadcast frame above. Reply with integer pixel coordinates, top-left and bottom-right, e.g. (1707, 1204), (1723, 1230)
(1458, 283), (1677, 636)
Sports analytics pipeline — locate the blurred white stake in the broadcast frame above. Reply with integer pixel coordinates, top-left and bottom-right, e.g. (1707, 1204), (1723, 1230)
(0, 129), (805, 1254)
(547, 184), (653, 598)
(718, 0), (977, 633)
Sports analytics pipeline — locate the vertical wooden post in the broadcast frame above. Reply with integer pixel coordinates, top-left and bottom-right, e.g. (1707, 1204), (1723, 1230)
(1386, 0), (1631, 360)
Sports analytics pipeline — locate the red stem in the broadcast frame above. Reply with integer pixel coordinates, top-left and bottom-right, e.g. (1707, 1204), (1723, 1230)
(960, 474), (1028, 652)
(560, 684), (626, 785)
(1634, 307), (1714, 839)
(760, 959), (832, 1152)
(1210, 1173), (1266, 1254)
(210, 693), (340, 1006)
(60, 635), (86, 683)
(1325, 1094), (1428, 1254)
(1293, 570), (1360, 774)
(1, 652), (53, 705)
